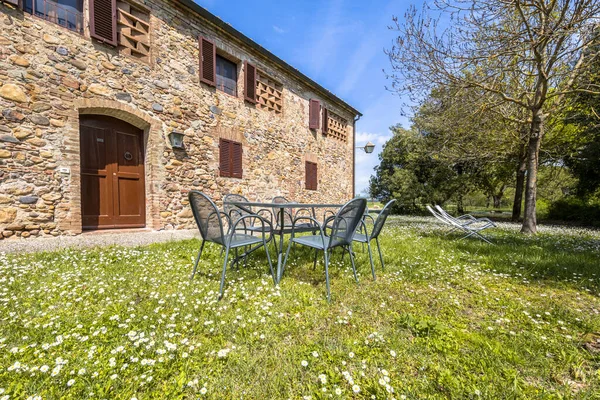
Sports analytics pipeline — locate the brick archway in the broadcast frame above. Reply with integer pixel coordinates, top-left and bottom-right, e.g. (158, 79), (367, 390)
(59, 99), (164, 233)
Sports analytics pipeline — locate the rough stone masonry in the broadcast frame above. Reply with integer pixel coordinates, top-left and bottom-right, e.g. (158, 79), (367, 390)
(0, 0), (359, 239)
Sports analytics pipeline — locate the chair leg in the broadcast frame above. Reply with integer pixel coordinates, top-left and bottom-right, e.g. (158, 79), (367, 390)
(349, 245), (359, 284)
(234, 247), (239, 270)
(263, 238), (276, 285)
(219, 245), (231, 300)
(324, 249), (331, 302)
(281, 238), (294, 283)
(375, 237), (385, 271)
(367, 240), (376, 280)
(190, 240), (205, 280)
(341, 247), (346, 262)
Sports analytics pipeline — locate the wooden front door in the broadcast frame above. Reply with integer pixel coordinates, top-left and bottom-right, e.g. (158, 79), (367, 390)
(80, 115), (146, 230)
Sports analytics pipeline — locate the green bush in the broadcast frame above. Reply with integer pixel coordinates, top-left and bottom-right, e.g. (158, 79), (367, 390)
(547, 197), (600, 226)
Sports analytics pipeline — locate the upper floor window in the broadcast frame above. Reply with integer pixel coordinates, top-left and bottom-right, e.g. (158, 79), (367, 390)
(22, 0), (83, 33)
(216, 55), (238, 97)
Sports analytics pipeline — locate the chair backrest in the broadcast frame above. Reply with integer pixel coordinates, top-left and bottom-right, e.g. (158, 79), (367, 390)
(426, 205), (449, 224)
(272, 196), (294, 226)
(435, 205), (458, 222)
(329, 198), (367, 248)
(188, 191), (225, 243)
(370, 199), (396, 239)
(434, 205), (464, 227)
(223, 193), (251, 220)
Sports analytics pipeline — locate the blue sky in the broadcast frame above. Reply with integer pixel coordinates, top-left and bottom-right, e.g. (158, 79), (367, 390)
(195, 0), (410, 195)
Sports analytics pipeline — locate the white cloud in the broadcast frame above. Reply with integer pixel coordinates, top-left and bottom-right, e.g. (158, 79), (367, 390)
(273, 25), (286, 34)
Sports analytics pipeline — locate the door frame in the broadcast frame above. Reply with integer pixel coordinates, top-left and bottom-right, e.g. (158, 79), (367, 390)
(59, 99), (163, 234)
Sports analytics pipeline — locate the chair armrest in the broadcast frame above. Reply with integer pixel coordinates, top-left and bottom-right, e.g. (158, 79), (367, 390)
(255, 208), (274, 226)
(229, 214), (273, 243)
(456, 214), (477, 221)
(289, 215), (327, 245)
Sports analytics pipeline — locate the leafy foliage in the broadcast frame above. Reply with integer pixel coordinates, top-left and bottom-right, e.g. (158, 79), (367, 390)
(369, 125), (463, 212)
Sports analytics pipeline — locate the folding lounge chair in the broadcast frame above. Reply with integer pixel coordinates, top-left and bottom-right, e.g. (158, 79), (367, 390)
(429, 205), (496, 244)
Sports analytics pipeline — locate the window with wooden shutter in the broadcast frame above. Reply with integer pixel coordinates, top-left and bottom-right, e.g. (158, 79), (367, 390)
(199, 36), (216, 87)
(305, 161), (317, 191)
(216, 55), (237, 96)
(244, 61), (257, 104)
(90, 0), (118, 46)
(219, 139), (243, 178)
(322, 107), (329, 135)
(309, 99), (320, 129)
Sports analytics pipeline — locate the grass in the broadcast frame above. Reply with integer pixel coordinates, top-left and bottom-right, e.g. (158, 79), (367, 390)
(1, 216), (600, 399)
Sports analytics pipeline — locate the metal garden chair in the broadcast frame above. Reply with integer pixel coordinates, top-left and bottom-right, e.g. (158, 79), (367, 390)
(188, 191), (275, 299)
(223, 193), (273, 235)
(281, 198), (367, 302)
(271, 196), (318, 251)
(352, 199), (396, 279)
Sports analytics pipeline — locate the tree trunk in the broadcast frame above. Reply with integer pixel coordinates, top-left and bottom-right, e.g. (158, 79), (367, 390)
(492, 194), (502, 208)
(521, 111), (544, 234)
(457, 194), (464, 215)
(511, 147), (528, 221)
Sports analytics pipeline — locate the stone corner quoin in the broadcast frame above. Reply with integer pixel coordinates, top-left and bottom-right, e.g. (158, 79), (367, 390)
(0, 0), (359, 239)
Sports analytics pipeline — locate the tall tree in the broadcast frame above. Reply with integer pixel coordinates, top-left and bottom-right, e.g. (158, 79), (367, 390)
(387, 0), (600, 233)
(412, 84), (524, 212)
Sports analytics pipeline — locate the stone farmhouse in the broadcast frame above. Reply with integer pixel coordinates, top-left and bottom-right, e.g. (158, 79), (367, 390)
(0, 0), (361, 238)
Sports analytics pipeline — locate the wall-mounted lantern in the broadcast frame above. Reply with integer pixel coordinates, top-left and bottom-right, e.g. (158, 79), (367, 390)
(356, 141), (375, 154)
(168, 130), (185, 149)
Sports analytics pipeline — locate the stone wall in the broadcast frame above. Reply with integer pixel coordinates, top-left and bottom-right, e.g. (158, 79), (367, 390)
(0, 0), (357, 239)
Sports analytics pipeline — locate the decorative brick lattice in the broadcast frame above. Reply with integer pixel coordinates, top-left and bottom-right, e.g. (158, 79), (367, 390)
(327, 111), (348, 142)
(256, 73), (283, 114)
(117, 1), (151, 63)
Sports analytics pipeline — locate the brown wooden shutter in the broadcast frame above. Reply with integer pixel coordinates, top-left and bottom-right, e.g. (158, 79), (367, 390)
(309, 99), (320, 130)
(219, 138), (231, 177)
(199, 36), (216, 87)
(89, 0), (118, 46)
(231, 142), (243, 178)
(322, 107), (329, 135)
(306, 161), (317, 190)
(244, 61), (257, 104)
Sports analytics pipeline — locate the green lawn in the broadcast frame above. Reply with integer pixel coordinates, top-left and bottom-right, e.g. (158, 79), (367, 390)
(1, 217), (600, 399)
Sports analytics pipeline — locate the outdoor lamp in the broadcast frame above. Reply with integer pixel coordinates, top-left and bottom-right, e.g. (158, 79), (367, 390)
(168, 130), (185, 149)
(357, 141), (375, 154)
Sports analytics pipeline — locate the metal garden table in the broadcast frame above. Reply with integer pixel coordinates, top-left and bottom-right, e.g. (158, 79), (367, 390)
(223, 200), (344, 283)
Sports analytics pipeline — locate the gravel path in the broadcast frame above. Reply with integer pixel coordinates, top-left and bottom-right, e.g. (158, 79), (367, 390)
(0, 229), (200, 254)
